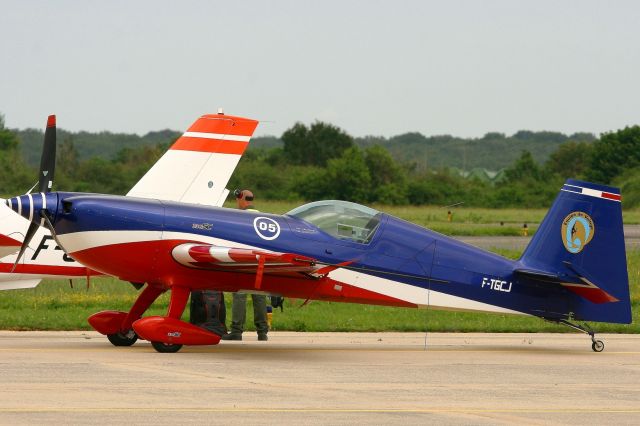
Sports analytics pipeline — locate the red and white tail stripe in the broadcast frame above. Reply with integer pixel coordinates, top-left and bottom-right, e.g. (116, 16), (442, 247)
(127, 113), (259, 206)
(561, 183), (621, 202)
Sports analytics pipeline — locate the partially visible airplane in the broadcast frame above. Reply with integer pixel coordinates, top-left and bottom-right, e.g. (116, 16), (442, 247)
(6, 113), (631, 353)
(0, 111), (257, 290)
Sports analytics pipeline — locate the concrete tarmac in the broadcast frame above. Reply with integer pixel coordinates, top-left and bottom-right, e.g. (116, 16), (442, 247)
(0, 331), (639, 425)
(455, 224), (640, 252)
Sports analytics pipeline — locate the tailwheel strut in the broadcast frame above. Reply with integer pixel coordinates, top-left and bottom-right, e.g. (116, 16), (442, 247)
(556, 319), (604, 352)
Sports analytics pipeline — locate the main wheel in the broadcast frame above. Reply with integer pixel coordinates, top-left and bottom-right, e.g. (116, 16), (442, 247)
(592, 340), (604, 352)
(151, 341), (183, 353)
(107, 330), (138, 347)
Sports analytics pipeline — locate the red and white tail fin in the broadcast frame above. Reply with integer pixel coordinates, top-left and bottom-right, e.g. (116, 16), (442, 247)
(127, 113), (259, 206)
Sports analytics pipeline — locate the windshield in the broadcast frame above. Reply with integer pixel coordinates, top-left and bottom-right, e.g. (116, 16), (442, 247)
(287, 200), (382, 244)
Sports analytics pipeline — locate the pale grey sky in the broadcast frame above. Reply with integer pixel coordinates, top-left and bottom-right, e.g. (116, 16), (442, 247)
(1, 0), (639, 138)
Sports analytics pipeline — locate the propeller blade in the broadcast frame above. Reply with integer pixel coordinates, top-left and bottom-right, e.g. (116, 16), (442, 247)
(38, 115), (56, 194)
(40, 209), (64, 250)
(10, 221), (39, 273)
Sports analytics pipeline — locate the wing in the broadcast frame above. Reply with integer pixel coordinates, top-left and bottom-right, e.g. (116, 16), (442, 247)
(126, 113), (258, 207)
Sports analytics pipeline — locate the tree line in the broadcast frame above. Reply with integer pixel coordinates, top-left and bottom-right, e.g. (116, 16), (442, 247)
(1, 114), (639, 208)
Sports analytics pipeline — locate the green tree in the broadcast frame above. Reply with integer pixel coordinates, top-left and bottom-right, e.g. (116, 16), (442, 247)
(364, 145), (408, 204)
(503, 151), (542, 182)
(282, 121), (354, 167)
(324, 147), (371, 203)
(587, 126), (640, 184)
(0, 115), (33, 195)
(0, 115), (19, 151)
(545, 141), (593, 179)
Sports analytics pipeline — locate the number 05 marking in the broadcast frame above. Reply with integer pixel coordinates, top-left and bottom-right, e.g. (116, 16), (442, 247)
(253, 217), (281, 240)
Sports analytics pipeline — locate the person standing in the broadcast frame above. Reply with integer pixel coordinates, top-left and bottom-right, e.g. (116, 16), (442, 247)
(222, 189), (269, 341)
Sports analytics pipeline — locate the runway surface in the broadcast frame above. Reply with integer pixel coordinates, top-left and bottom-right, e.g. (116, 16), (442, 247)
(456, 224), (640, 251)
(0, 331), (639, 425)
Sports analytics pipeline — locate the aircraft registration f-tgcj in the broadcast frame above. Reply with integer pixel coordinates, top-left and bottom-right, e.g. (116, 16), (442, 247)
(5, 113), (631, 352)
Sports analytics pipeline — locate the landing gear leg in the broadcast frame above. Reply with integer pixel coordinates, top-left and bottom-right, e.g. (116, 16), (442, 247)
(149, 286), (190, 353)
(556, 319), (604, 352)
(108, 284), (166, 347)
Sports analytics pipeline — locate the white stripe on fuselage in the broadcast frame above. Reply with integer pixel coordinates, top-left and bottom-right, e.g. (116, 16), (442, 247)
(328, 268), (521, 314)
(58, 230), (255, 254)
(60, 230), (522, 315)
(59, 230), (165, 253)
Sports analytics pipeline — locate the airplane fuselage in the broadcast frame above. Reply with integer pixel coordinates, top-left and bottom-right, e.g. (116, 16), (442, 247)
(43, 192), (588, 321)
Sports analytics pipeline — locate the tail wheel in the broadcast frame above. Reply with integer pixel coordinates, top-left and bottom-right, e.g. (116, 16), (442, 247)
(151, 341), (183, 353)
(107, 330), (138, 347)
(592, 340), (605, 352)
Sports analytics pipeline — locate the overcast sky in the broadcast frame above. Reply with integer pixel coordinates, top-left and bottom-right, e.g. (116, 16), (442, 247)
(1, 0), (639, 138)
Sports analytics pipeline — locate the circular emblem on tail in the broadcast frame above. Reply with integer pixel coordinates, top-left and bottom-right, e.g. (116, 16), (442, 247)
(561, 212), (594, 254)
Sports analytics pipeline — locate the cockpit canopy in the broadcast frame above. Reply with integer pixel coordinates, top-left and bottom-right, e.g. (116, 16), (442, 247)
(286, 200), (382, 244)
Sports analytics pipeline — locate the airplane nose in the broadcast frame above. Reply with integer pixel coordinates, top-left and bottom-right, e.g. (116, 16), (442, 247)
(5, 193), (58, 225)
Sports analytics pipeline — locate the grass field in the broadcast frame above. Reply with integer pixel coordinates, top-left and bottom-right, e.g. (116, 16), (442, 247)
(1, 249), (637, 333)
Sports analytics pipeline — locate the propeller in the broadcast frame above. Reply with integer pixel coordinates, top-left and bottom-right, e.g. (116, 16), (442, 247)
(10, 115), (57, 272)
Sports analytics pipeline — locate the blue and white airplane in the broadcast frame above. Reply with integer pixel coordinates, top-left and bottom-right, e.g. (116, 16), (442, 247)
(6, 114), (631, 353)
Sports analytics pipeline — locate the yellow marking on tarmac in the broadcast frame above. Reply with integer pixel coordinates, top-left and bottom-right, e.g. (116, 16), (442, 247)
(1, 408), (640, 414)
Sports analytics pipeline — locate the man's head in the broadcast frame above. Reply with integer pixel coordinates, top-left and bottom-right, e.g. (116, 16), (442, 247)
(234, 189), (254, 210)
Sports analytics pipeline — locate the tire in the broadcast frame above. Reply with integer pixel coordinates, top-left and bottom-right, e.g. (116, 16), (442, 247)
(592, 340), (604, 352)
(151, 341), (183, 353)
(107, 330), (138, 347)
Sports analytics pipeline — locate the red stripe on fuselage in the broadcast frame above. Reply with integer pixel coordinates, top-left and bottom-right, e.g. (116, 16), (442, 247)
(0, 263), (100, 277)
(70, 239), (416, 308)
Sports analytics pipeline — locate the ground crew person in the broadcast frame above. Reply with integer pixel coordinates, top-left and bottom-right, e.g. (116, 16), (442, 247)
(222, 189), (269, 341)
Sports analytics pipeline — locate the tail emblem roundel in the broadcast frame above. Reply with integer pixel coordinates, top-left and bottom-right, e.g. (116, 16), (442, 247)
(561, 212), (595, 254)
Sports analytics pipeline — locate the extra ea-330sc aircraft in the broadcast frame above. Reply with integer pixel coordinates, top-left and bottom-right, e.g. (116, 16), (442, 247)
(5, 113), (631, 353)
(0, 112), (254, 290)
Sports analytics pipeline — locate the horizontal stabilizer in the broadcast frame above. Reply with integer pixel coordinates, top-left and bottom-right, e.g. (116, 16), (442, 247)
(0, 233), (22, 258)
(0, 279), (41, 290)
(514, 264), (619, 304)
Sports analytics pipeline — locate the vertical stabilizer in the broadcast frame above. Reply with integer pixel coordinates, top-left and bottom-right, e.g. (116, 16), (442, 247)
(518, 179), (631, 323)
(127, 114), (258, 206)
